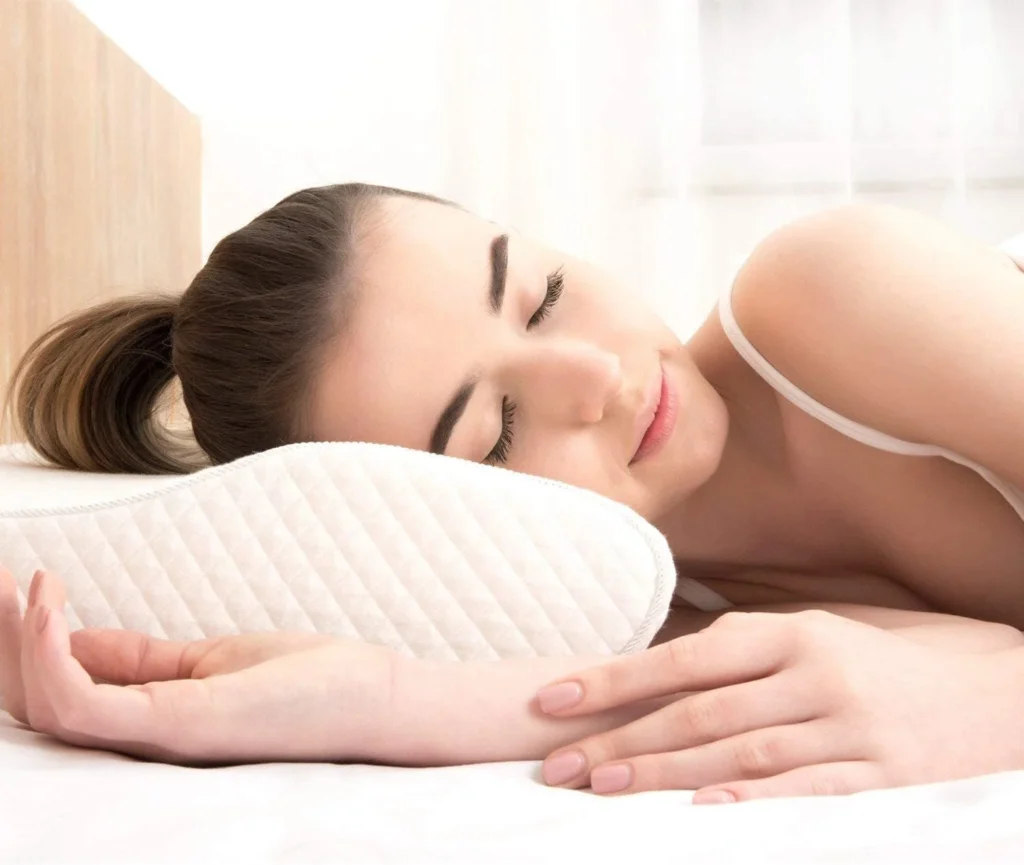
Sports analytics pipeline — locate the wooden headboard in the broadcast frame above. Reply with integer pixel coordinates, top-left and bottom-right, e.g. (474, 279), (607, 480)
(0, 0), (202, 441)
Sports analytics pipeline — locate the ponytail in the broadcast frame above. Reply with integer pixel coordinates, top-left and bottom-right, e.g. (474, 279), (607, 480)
(6, 296), (202, 474)
(7, 183), (452, 474)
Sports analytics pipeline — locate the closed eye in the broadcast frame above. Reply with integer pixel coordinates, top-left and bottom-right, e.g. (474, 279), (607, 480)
(527, 267), (564, 329)
(485, 267), (564, 465)
(484, 397), (516, 465)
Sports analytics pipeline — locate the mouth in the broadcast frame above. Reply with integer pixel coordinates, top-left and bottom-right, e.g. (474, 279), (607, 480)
(629, 364), (677, 465)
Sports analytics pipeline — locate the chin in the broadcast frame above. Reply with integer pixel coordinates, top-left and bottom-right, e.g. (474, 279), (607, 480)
(647, 364), (729, 513)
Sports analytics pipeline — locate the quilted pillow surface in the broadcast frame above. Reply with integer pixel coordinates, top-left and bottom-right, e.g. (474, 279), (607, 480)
(0, 442), (676, 661)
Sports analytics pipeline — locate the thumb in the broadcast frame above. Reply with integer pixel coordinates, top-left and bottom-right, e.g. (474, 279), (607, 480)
(0, 566), (27, 722)
(70, 628), (219, 684)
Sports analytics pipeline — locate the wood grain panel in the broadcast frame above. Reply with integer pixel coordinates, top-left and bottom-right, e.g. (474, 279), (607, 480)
(0, 0), (201, 440)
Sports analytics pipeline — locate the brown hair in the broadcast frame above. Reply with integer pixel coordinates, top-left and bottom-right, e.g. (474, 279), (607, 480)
(5, 183), (450, 474)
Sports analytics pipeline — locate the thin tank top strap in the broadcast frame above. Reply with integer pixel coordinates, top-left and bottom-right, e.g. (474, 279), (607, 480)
(673, 576), (733, 612)
(717, 282), (933, 457)
(717, 276), (1024, 524)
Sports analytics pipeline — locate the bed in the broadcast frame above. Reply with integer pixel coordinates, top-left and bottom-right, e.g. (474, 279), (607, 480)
(3, 709), (1024, 863)
(3, 445), (1024, 864)
(5, 2), (1024, 857)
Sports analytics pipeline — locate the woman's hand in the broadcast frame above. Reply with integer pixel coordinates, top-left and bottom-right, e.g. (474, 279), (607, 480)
(0, 567), (396, 765)
(0, 567), (683, 770)
(536, 610), (1024, 801)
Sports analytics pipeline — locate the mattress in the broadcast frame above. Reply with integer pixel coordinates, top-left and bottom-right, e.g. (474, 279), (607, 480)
(2, 710), (1023, 864)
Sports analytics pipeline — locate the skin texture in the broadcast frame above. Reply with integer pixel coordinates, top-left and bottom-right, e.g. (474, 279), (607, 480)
(6, 200), (1024, 801)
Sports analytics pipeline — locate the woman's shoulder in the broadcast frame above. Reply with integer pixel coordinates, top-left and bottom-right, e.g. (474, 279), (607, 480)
(729, 202), (1011, 342)
(722, 203), (1024, 445)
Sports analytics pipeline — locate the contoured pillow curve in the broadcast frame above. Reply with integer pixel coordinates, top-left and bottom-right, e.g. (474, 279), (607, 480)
(0, 442), (676, 661)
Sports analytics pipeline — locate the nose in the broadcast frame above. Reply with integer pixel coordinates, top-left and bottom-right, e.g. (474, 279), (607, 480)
(508, 338), (623, 425)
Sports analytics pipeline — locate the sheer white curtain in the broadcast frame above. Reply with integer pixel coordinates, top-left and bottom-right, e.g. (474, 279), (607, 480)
(441, 0), (1024, 334)
(74, 0), (1024, 334)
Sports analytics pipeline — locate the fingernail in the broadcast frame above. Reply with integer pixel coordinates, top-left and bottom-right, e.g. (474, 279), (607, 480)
(591, 763), (633, 794)
(537, 681), (583, 714)
(28, 570), (44, 607)
(693, 790), (736, 805)
(36, 606), (51, 634)
(542, 750), (585, 786)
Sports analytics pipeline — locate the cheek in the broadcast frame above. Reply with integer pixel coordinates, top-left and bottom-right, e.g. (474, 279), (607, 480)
(515, 436), (649, 512)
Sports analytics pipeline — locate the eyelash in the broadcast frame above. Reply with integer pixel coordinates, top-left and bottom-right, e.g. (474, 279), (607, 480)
(485, 397), (517, 465)
(485, 267), (565, 465)
(527, 267), (564, 329)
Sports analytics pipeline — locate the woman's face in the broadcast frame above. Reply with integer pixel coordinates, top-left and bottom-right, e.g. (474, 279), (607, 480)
(311, 196), (728, 525)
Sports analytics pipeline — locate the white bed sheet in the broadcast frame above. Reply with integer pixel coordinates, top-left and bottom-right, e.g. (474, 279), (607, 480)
(2, 711), (1024, 864)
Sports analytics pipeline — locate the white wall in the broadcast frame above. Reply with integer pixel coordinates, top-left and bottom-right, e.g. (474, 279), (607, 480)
(72, 0), (1024, 336)
(72, 0), (453, 256)
(71, 0), (704, 325)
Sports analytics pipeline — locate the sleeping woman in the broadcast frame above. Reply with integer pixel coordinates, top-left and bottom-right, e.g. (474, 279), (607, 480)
(3, 184), (1024, 802)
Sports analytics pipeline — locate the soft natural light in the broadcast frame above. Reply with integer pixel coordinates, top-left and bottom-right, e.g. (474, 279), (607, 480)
(72, 0), (1024, 335)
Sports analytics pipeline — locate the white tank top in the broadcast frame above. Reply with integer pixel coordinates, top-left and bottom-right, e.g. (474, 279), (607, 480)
(672, 244), (1024, 613)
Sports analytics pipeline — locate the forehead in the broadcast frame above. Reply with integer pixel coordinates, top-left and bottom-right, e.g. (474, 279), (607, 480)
(311, 196), (494, 448)
(357, 196), (494, 303)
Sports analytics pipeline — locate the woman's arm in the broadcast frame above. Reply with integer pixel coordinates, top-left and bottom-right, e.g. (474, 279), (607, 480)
(7, 570), (1019, 768)
(4, 568), (679, 765)
(735, 602), (1024, 653)
(379, 653), (675, 766)
(376, 602), (1022, 766)
(654, 600), (1023, 652)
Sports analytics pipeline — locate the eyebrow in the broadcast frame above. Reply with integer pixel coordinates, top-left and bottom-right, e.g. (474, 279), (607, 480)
(488, 233), (509, 313)
(429, 233), (509, 455)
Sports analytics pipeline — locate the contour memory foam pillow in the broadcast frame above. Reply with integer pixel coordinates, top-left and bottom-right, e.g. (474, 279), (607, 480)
(0, 442), (676, 661)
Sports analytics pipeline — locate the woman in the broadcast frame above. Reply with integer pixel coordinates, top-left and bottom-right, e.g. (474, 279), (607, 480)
(3, 184), (1024, 803)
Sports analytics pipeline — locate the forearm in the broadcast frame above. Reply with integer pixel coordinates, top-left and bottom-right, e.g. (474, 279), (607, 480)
(362, 605), (1023, 768)
(752, 603), (1024, 653)
(650, 602), (1024, 654)
(375, 652), (671, 766)
(888, 618), (1024, 653)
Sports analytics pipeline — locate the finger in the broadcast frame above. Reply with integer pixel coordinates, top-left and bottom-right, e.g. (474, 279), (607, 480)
(692, 761), (885, 803)
(24, 590), (212, 761)
(0, 566), (27, 722)
(27, 569), (42, 607)
(21, 571), (77, 730)
(20, 572), (55, 728)
(542, 672), (820, 789)
(20, 571), (101, 733)
(70, 629), (220, 684)
(585, 722), (853, 795)
(34, 565), (65, 606)
(33, 568), (66, 614)
(27, 603), (111, 739)
(537, 613), (787, 716)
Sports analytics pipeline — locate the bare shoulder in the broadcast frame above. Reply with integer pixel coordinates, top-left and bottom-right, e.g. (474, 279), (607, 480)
(727, 203), (1024, 446)
(732, 202), (1020, 315)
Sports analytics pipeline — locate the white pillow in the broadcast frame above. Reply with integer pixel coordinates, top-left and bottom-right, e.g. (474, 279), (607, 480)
(0, 442), (675, 661)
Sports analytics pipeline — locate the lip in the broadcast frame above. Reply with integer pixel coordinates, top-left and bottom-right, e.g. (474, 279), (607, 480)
(629, 364), (677, 465)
